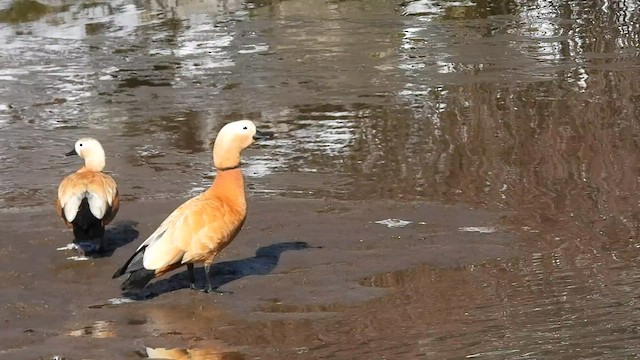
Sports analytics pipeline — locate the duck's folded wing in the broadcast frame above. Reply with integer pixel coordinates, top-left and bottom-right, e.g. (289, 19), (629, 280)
(141, 197), (241, 270)
(180, 201), (245, 263)
(85, 173), (118, 221)
(57, 174), (86, 223)
(137, 197), (203, 270)
(55, 197), (72, 227)
(95, 174), (119, 225)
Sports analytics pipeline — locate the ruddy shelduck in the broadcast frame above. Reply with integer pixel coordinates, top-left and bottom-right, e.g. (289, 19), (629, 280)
(56, 138), (119, 251)
(113, 120), (271, 293)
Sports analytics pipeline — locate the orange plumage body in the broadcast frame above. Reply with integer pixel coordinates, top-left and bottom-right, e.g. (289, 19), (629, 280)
(149, 169), (246, 277)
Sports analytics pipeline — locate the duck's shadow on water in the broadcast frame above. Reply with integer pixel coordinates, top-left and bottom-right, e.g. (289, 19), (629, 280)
(133, 241), (312, 299)
(75, 220), (139, 258)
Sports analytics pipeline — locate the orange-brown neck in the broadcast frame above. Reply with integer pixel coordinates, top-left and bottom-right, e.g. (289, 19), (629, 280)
(204, 168), (247, 212)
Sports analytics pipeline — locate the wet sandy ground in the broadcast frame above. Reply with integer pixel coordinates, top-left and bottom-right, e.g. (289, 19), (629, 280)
(1, 193), (520, 359)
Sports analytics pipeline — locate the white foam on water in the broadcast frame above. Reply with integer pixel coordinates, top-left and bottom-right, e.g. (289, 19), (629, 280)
(57, 243), (80, 251)
(458, 226), (497, 234)
(67, 256), (89, 261)
(108, 297), (136, 305)
(375, 218), (413, 228)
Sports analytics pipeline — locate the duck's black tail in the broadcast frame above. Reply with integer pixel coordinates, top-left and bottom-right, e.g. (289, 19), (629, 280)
(113, 245), (155, 291)
(72, 198), (104, 241)
(120, 269), (156, 291)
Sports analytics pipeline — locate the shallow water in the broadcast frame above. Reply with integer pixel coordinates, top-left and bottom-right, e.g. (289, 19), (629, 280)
(2, 0), (640, 358)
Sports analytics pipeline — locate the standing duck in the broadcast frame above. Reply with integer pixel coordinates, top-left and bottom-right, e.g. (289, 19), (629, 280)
(56, 138), (119, 252)
(113, 120), (270, 293)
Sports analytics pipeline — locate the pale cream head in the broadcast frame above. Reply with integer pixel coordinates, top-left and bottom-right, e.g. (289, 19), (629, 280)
(213, 120), (257, 169)
(73, 137), (106, 172)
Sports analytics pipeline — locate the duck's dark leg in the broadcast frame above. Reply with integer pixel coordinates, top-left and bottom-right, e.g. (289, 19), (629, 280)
(95, 235), (106, 253)
(202, 264), (232, 295)
(187, 263), (196, 290)
(203, 264), (214, 293)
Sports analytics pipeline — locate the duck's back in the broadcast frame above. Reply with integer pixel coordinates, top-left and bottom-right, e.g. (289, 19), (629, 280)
(57, 170), (119, 228)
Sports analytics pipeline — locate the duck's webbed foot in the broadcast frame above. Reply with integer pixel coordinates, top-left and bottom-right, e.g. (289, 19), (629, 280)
(201, 287), (233, 295)
(75, 239), (104, 255)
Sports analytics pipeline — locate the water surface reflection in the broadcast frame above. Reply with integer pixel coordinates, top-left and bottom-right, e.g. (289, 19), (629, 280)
(352, 236), (640, 359)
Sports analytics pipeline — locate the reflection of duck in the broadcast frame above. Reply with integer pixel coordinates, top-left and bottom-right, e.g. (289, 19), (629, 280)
(145, 347), (245, 360)
(113, 121), (272, 293)
(66, 320), (115, 339)
(56, 138), (119, 251)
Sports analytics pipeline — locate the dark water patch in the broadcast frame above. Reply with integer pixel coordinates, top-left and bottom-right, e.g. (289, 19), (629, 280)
(126, 318), (147, 325)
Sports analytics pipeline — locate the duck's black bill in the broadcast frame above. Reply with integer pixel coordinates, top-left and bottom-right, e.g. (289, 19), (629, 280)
(65, 149), (78, 156)
(253, 129), (274, 140)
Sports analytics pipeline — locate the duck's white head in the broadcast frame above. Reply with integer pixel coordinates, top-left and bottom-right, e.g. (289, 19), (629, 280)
(67, 137), (106, 172)
(213, 120), (271, 170)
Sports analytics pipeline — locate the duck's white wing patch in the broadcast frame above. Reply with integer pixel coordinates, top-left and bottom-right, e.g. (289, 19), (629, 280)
(140, 219), (182, 269)
(143, 232), (184, 270)
(87, 191), (107, 219)
(62, 192), (84, 222)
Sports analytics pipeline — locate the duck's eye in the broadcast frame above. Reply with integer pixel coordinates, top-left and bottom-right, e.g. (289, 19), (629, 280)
(243, 126), (248, 130)
(79, 143), (83, 147)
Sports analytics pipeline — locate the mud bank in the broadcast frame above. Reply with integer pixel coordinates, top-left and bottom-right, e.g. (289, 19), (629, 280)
(0, 196), (519, 359)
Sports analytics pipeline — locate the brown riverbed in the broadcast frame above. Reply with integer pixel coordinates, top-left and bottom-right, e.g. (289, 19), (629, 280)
(1, 195), (523, 359)
(2, 0), (640, 359)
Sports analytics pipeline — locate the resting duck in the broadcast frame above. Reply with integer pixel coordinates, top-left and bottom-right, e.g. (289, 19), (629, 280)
(56, 138), (119, 252)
